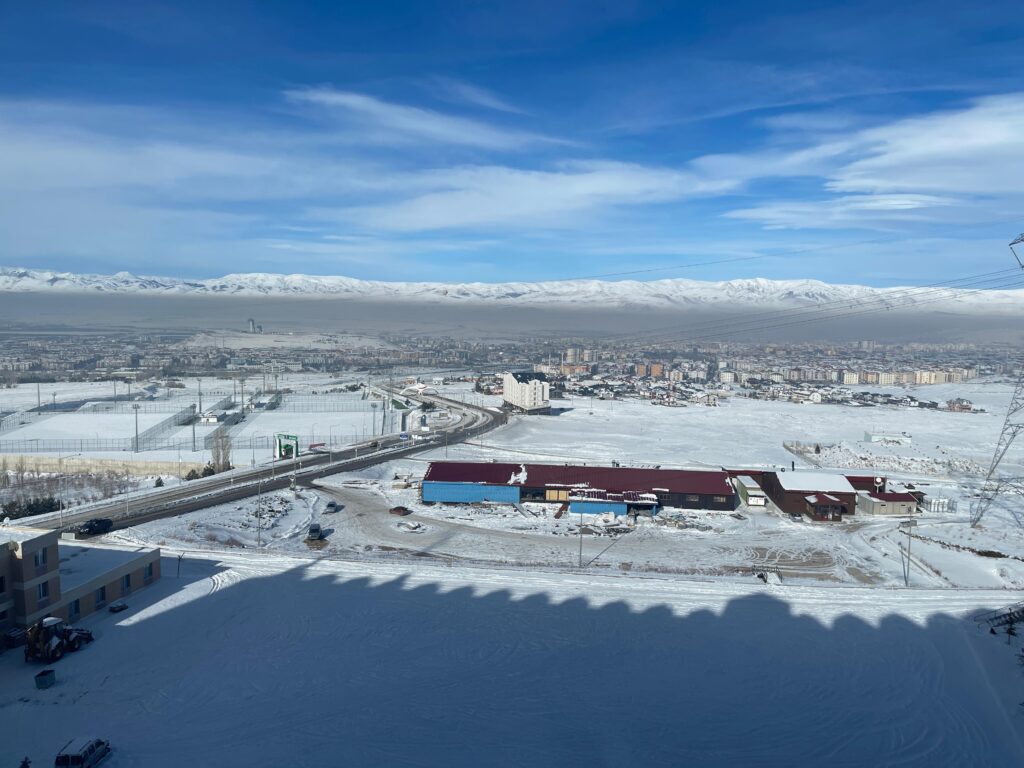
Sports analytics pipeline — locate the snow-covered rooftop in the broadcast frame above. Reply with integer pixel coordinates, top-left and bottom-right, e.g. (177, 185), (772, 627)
(775, 471), (855, 494)
(59, 542), (156, 591)
(0, 525), (51, 546)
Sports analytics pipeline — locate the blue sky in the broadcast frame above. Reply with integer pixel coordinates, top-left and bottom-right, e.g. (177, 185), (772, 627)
(2, 0), (1024, 285)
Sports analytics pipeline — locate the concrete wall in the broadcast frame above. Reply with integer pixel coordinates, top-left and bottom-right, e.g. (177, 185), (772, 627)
(0, 455), (207, 477)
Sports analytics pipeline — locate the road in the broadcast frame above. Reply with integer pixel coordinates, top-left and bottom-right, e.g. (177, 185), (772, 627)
(23, 391), (505, 533)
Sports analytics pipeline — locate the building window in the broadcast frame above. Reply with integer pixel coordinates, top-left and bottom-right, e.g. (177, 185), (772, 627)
(0, 609), (7, 622)
(713, 496), (728, 504)
(95, 586), (106, 607)
(37, 581), (49, 602)
(69, 599), (80, 619)
(0, 575), (5, 593)
(33, 547), (48, 568)
(685, 494), (699, 503)
(122, 574), (131, 595)
(144, 563), (154, 582)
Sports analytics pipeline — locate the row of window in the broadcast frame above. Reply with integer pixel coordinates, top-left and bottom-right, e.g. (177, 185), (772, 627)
(36, 563), (155, 611)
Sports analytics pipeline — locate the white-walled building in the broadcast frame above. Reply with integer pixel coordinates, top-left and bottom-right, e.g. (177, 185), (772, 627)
(502, 372), (551, 413)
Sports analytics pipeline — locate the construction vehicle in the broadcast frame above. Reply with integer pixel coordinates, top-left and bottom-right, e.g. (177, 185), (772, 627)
(24, 617), (94, 663)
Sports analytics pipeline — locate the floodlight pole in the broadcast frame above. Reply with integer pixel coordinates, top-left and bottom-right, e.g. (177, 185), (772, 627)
(132, 403), (140, 452)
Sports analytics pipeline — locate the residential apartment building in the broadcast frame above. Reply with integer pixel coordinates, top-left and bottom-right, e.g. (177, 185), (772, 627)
(502, 372), (551, 413)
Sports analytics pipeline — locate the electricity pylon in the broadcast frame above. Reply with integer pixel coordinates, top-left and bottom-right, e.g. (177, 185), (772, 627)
(970, 234), (1024, 527)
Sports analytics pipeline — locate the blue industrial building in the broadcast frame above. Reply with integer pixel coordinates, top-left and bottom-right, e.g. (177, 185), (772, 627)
(421, 461), (737, 515)
(420, 481), (521, 504)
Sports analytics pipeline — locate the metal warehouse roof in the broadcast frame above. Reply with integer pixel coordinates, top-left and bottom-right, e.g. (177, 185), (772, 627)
(423, 461), (734, 496)
(775, 471), (855, 494)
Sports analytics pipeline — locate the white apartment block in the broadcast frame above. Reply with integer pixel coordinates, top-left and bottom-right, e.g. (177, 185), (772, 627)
(502, 372), (551, 413)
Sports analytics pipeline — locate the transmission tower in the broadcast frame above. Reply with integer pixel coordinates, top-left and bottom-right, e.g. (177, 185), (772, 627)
(970, 233), (1024, 527)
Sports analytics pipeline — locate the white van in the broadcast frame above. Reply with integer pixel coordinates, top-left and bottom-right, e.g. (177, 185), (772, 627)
(54, 738), (111, 767)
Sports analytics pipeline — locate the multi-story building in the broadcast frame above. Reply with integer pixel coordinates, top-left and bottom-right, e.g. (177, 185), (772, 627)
(0, 526), (160, 631)
(502, 372), (551, 413)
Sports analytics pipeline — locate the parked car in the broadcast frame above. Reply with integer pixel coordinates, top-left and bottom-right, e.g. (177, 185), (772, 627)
(54, 737), (111, 766)
(108, 601), (129, 614)
(324, 501), (339, 513)
(306, 523), (323, 540)
(77, 518), (113, 536)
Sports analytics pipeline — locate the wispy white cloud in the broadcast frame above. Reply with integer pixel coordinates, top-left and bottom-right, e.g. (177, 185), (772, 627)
(429, 77), (527, 114)
(714, 93), (1024, 229)
(286, 87), (557, 150)
(329, 161), (703, 231)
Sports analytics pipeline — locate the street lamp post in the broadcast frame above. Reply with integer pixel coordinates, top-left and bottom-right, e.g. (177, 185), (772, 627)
(579, 504), (584, 568)
(132, 403), (141, 452)
(256, 478), (264, 547)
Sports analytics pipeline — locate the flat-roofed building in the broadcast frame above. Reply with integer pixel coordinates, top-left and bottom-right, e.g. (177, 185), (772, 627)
(0, 525), (160, 629)
(761, 471), (857, 519)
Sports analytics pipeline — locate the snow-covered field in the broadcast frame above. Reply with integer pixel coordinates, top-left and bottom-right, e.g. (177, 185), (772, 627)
(1, 412), (169, 441)
(1, 551), (1022, 766)
(105, 379), (1024, 590)
(230, 409), (401, 445)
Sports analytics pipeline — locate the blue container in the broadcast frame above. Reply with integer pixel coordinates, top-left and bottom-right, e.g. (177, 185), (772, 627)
(422, 481), (521, 504)
(569, 500), (628, 516)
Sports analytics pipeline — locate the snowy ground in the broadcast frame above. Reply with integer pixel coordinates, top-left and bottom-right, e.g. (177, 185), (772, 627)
(1, 550), (1022, 766)
(106, 379), (1024, 589)
(1, 412), (169, 441)
(230, 409), (402, 446)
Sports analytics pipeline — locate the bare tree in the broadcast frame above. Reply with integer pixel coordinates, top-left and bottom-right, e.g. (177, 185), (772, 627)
(211, 433), (233, 473)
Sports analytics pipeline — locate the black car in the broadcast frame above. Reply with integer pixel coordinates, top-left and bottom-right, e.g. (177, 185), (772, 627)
(77, 518), (114, 536)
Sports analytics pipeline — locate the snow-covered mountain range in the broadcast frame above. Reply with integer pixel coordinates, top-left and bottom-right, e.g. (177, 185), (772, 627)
(1, 265), (1022, 313)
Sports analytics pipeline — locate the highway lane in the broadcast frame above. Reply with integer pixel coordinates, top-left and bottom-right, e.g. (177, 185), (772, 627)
(22, 391), (504, 533)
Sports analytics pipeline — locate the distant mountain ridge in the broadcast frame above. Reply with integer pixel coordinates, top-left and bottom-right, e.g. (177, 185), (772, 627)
(2, 265), (1022, 313)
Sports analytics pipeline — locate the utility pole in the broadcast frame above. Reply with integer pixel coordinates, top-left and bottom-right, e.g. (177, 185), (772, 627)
(900, 520), (917, 586)
(133, 403), (140, 452)
(970, 234), (1024, 527)
(579, 506), (584, 568)
(36, 382), (40, 409)
(198, 377), (202, 414)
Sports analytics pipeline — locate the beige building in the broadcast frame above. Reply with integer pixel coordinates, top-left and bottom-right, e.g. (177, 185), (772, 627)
(856, 491), (919, 516)
(0, 525), (160, 631)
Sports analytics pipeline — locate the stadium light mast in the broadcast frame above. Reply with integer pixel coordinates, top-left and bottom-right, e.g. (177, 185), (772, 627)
(970, 234), (1024, 527)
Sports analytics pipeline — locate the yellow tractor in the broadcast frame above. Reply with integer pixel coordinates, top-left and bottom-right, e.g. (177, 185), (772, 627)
(24, 616), (94, 663)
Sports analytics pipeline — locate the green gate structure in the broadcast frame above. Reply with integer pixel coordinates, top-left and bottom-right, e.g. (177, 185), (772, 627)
(275, 433), (299, 460)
